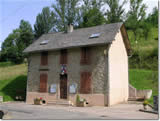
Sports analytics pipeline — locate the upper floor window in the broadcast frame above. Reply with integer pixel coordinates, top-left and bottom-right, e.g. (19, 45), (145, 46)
(41, 51), (48, 66)
(60, 49), (67, 64)
(80, 47), (90, 65)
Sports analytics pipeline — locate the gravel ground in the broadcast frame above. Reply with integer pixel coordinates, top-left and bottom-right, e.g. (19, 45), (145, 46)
(0, 102), (158, 120)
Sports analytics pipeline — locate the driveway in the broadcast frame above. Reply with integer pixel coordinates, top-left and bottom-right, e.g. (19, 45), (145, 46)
(0, 102), (158, 120)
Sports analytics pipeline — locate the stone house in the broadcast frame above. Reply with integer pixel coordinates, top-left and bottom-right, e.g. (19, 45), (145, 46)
(24, 22), (131, 106)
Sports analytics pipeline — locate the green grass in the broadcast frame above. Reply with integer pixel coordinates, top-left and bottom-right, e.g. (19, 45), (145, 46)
(129, 69), (158, 104)
(0, 63), (27, 101)
(0, 61), (15, 67)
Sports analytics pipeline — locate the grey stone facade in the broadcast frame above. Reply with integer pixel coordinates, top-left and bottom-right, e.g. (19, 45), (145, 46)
(27, 45), (109, 96)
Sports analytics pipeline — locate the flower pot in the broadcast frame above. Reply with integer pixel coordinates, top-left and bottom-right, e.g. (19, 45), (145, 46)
(76, 101), (84, 107)
(34, 99), (41, 105)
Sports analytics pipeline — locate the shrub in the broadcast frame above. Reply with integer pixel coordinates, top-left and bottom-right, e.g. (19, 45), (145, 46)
(76, 94), (80, 103)
(143, 100), (149, 106)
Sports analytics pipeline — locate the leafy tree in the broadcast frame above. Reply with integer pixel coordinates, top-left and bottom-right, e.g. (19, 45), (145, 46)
(19, 20), (34, 47)
(79, 0), (105, 28)
(34, 7), (56, 38)
(1, 29), (21, 63)
(146, 7), (158, 27)
(82, 7), (106, 27)
(125, 0), (147, 41)
(105, 0), (127, 23)
(52, 0), (80, 31)
(1, 20), (34, 63)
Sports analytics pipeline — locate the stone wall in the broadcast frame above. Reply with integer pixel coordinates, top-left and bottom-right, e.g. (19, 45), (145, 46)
(26, 45), (109, 105)
(129, 84), (137, 98)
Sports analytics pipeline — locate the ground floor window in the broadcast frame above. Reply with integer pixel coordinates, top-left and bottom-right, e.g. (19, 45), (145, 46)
(39, 73), (48, 92)
(80, 72), (91, 94)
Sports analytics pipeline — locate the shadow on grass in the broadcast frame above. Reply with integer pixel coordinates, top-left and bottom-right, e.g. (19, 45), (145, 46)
(0, 62), (15, 67)
(1, 75), (27, 101)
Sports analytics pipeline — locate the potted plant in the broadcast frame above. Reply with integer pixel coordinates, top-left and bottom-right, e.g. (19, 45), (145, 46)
(76, 95), (87, 107)
(143, 100), (149, 110)
(34, 97), (43, 105)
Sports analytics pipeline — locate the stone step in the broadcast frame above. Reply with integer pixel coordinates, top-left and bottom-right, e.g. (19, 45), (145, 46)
(47, 100), (70, 106)
(128, 97), (144, 101)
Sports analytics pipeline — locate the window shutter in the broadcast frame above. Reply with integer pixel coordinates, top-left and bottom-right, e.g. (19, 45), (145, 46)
(80, 47), (91, 65)
(80, 72), (91, 94)
(86, 72), (91, 93)
(39, 73), (47, 92)
(86, 48), (91, 64)
(41, 52), (48, 65)
(60, 49), (67, 64)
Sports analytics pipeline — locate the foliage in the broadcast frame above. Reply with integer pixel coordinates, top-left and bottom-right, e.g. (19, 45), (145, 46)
(19, 20), (34, 47)
(1, 20), (33, 64)
(34, 7), (57, 38)
(146, 7), (158, 27)
(143, 100), (149, 106)
(52, 0), (80, 31)
(81, 7), (106, 27)
(128, 26), (158, 70)
(76, 94), (80, 103)
(129, 69), (158, 104)
(125, 0), (147, 41)
(105, 0), (127, 23)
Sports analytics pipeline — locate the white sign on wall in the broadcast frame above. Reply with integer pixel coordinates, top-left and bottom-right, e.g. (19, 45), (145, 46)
(50, 84), (56, 93)
(69, 83), (77, 94)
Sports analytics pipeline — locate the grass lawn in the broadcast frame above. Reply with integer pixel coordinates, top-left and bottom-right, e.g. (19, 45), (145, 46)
(129, 69), (158, 104)
(0, 62), (27, 101)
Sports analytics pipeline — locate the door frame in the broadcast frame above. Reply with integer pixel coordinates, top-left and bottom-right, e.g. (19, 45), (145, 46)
(60, 74), (68, 99)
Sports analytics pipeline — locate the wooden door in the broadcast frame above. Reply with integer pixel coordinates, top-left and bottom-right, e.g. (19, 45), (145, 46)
(60, 75), (67, 99)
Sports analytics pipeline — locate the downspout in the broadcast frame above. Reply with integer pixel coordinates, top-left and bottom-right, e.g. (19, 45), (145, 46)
(107, 43), (112, 106)
(26, 54), (30, 103)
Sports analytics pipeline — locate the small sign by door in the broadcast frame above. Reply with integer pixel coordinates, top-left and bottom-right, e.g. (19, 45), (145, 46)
(69, 83), (77, 94)
(50, 84), (56, 93)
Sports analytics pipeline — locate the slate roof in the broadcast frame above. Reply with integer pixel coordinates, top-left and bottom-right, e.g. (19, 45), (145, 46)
(24, 22), (124, 53)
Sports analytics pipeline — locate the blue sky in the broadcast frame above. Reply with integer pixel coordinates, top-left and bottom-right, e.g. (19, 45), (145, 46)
(0, 0), (158, 50)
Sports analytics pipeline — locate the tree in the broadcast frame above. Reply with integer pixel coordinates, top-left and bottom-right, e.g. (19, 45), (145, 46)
(105, 0), (127, 23)
(82, 7), (106, 27)
(125, 0), (147, 41)
(1, 29), (21, 63)
(1, 20), (34, 63)
(52, 0), (80, 31)
(79, 0), (105, 28)
(34, 7), (56, 38)
(146, 7), (158, 27)
(19, 20), (34, 47)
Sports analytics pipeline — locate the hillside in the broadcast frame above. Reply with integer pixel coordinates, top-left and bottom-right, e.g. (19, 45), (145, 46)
(129, 69), (158, 104)
(0, 62), (27, 101)
(128, 27), (158, 70)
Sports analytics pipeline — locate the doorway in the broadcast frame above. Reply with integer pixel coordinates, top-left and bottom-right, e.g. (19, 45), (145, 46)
(60, 74), (67, 99)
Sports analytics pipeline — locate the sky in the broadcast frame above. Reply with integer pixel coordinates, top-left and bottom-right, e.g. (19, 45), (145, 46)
(0, 0), (158, 50)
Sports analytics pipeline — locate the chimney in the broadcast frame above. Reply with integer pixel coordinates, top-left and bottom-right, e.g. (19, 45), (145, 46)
(67, 24), (73, 33)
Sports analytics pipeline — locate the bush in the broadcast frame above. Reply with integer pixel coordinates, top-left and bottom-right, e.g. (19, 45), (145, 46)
(129, 48), (158, 70)
(143, 100), (149, 106)
(76, 94), (80, 103)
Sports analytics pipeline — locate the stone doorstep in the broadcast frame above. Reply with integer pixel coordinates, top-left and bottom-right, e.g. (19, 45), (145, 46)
(47, 100), (71, 106)
(128, 97), (144, 101)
